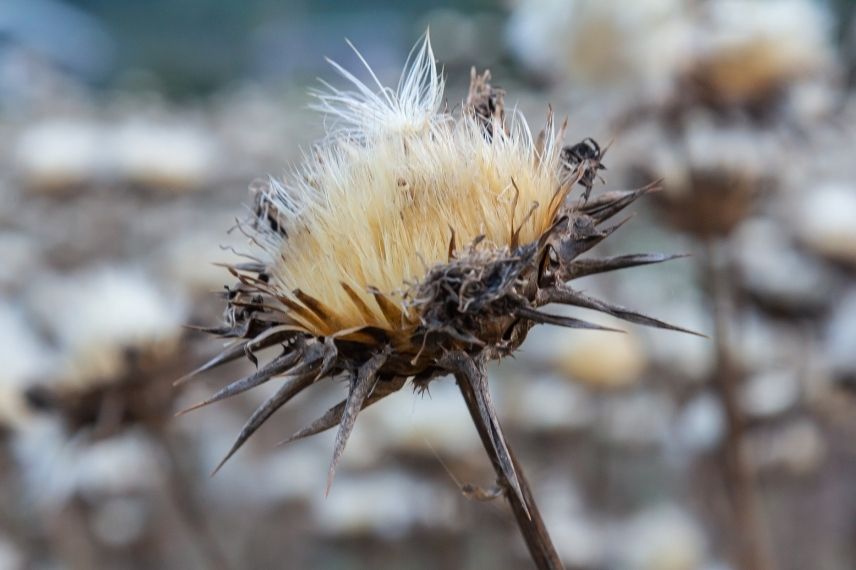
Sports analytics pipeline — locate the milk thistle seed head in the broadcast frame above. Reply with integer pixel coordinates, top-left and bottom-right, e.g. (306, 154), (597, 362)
(181, 34), (698, 498)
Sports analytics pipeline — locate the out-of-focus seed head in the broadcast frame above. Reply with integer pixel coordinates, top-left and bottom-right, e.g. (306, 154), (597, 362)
(24, 269), (187, 437)
(688, 0), (834, 109)
(507, 0), (692, 94)
(639, 123), (778, 237)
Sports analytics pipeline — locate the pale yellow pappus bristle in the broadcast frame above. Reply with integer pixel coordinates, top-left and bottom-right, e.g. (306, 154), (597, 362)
(263, 35), (565, 333)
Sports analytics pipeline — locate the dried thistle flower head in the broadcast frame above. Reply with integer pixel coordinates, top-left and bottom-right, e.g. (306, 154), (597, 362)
(183, 34), (696, 497)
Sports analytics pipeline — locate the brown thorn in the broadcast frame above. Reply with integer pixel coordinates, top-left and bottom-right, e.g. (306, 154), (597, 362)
(210, 369), (318, 476)
(174, 329), (296, 387)
(565, 252), (689, 280)
(516, 306), (625, 333)
(539, 285), (707, 337)
(275, 376), (407, 448)
(326, 348), (390, 496)
(175, 349), (302, 416)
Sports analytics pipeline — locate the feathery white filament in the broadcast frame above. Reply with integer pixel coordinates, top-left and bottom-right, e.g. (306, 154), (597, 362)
(310, 33), (445, 140)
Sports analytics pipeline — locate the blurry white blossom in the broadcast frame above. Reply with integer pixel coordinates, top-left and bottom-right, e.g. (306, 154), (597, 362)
(508, 0), (692, 94)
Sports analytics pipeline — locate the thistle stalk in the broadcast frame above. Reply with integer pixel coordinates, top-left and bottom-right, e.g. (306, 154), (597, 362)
(452, 355), (563, 569)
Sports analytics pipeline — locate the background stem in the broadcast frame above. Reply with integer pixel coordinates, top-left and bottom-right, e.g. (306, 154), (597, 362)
(704, 239), (773, 570)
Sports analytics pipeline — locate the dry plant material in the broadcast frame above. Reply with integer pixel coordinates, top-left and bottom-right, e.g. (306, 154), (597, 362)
(27, 349), (185, 439)
(183, 34), (697, 568)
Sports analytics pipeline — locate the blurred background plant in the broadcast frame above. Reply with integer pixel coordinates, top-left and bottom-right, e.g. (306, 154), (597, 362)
(2, 0), (856, 569)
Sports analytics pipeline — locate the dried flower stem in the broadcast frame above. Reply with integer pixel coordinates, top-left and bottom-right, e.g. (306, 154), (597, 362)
(704, 240), (772, 570)
(453, 356), (564, 570)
